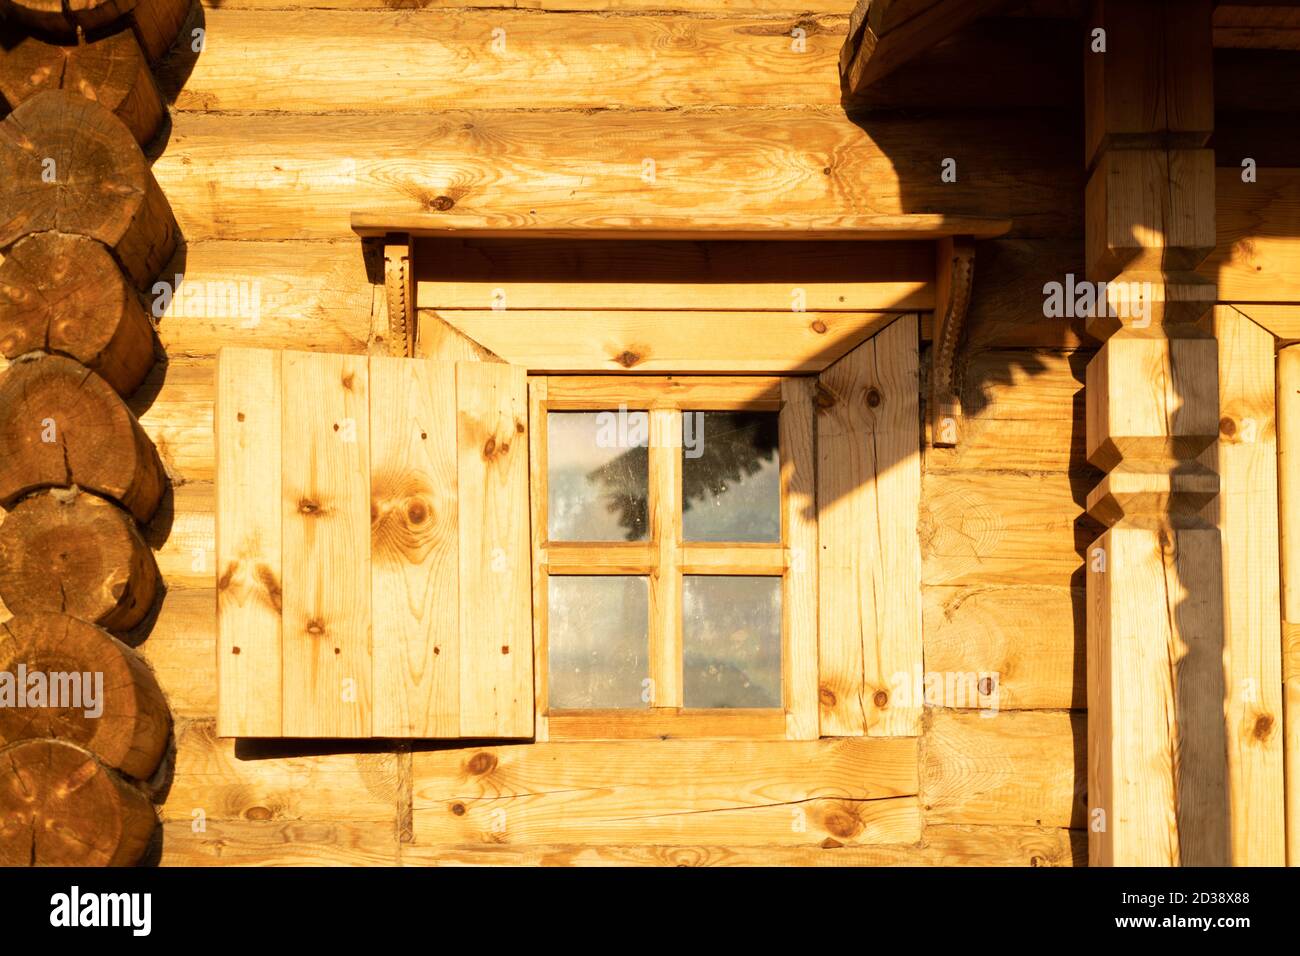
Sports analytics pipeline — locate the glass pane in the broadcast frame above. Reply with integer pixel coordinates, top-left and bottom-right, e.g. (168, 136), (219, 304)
(682, 575), (781, 708)
(548, 575), (650, 709)
(682, 411), (780, 542)
(548, 411), (649, 542)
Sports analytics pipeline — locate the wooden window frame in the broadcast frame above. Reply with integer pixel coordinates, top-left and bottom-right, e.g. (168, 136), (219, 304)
(529, 375), (818, 741)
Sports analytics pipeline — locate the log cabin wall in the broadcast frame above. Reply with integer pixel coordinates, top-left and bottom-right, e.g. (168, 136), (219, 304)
(2, 0), (1155, 866)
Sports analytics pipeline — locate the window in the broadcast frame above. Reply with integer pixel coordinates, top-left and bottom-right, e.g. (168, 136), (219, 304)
(529, 376), (817, 740)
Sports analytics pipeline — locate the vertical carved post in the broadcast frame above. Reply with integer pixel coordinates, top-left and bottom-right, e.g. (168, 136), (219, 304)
(1084, 0), (1229, 866)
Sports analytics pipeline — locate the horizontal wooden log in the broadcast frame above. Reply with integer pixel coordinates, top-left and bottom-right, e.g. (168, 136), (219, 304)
(160, 820), (400, 866)
(924, 349), (1091, 474)
(411, 738), (920, 847)
(0, 612), (169, 778)
(130, 357), (215, 484)
(962, 238), (1086, 350)
(0, 354), (167, 521)
(920, 472), (1098, 588)
(0, 232), (157, 397)
(0, 487), (159, 632)
(921, 710), (1086, 829)
(162, 9), (847, 111)
(160, 719), (400, 823)
(0, 91), (178, 288)
(152, 110), (1081, 241)
(136, 587), (214, 718)
(0, 25), (165, 146)
(398, 826), (1084, 866)
(922, 585), (1083, 710)
(152, 240), (373, 356)
(1203, 167), (1300, 303)
(184, 0), (850, 12)
(434, 311), (903, 373)
(0, 738), (156, 866)
(417, 236), (932, 311)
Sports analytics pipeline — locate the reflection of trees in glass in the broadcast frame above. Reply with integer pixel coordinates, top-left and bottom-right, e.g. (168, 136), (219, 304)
(587, 412), (779, 541)
(586, 445), (649, 542)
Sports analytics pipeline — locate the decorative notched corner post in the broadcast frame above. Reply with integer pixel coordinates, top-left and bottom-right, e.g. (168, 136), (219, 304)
(1081, 0), (1280, 867)
(929, 236), (975, 448)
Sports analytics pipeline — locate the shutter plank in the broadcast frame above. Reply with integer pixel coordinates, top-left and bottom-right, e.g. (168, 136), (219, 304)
(816, 315), (922, 737)
(370, 357), (460, 737)
(215, 347), (282, 737)
(281, 352), (372, 737)
(456, 362), (533, 738)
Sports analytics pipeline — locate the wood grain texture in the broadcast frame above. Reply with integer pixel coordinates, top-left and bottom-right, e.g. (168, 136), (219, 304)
(417, 237), (932, 312)
(1206, 307), (1284, 866)
(162, 718), (400, 823)
(165, 10), (847, 111)
(816, 315), (922, 737)
(0, 612), (169, 780)
(216, 348), (282, 738)
(922, 710), (1085, 829)
(435, 311), (903, 373)
(781, 378), (818, 740)
(0, 487), (158, 633)
(400, 825), (1084, 866)
(1278, 345), (1300, 866)
(1204, 167), (1300, 304)
(153, 110), (1079, 242)
(281, 352), (371, 738)
(921, 472), (1096, 589)
(369, 357), (459, 737)
(455, 362), (532, 738)
(923, 586), (1083, 711)
(412, 737), (920, 847)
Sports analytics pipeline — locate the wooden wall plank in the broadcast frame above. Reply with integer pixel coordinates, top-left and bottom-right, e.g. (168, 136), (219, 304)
(215, 348), (282, 737)
(456, 362), (533, 738)
(781, 378), (819, 740)
(924, 349), (1091, 474)
(921, 472), (1096, 589)
(1204, 168), (1300, 303)
(280, 352), (372, 737)
(152, 111), (1080, 242)
(432, 311), (905, 373)
(194, 0), (850, 10)
(922, 710), (1085, 829)
(399, 826), (1083, 866)
(162, 821), (399, 866)
(817, 315), (922, 737)
(1278, 344), (1300, 866)
(1208, 307), (1285, 866)
(416, 237), (933, 313)
(165, 10), (847, 112)
(369, 357), (460, 737)
(162, 719), (399, 823)
(154, 241), (372, 357)
(411, 737), (919, 847)
(923, 585), (1083, 710)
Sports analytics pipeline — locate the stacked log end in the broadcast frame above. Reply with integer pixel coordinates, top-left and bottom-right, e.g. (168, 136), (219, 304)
(0, 0), (191, 65)
(0, 24), (166, 147)
(0, 90), (178, 288)
(0, 739), (158, 866)
(0, 232), (158, 396)
(0, 612), (170, 779)
(0, 488), (160, 631)
(0, 0), (191, 867)
(0, 354), (166, 522)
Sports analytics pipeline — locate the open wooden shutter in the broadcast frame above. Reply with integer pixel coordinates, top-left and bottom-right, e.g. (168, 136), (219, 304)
(216, 348), (532, 739)
(815, 315), (923, 737)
